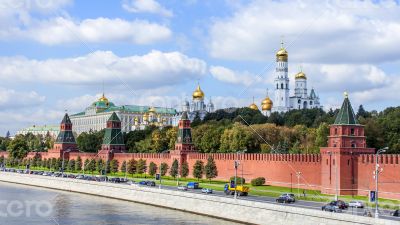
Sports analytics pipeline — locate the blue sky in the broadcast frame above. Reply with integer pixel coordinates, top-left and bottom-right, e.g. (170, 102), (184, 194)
(1, 0), (400, 135)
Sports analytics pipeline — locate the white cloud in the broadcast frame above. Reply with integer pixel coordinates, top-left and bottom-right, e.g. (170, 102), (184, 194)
(0, 87), (45, 108)
(208, 0), (400, 63)
(122, 0), (173, 17)
(2, 17), (172, 45)
(210, 66), (262, 86)
(0, 50), (207, 89)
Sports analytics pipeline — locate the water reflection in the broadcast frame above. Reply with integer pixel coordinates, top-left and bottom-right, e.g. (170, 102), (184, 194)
(0, 182), (240, 225)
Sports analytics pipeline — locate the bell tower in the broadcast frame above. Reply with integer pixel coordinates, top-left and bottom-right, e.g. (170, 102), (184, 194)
(320, 93), (375, 196)
(273, 40), (290, 112)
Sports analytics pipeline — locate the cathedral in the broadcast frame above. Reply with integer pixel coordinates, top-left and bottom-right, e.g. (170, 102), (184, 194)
(250, 42), (321, 116)
(173, 84), (215, 125)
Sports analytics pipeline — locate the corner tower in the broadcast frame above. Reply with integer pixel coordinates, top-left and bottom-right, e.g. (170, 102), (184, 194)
(48, 113), (78, 158)
(170, 111), (196, 165)
(100, 112), (125, 154)
(273, 41), (290, 112)
(320, 93), (374, 196)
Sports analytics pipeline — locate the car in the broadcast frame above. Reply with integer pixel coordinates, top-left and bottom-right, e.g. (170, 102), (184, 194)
(329, 200), (348, 209)
(276, 194), (295, 204)
(322, 204), (342, 213)
(201, 188), (213, 194)
(280, 193), (296, 202)
(109, 177), (121, 183)
(119, 178), (128, 183)
(187, 182), (200, 189)
(348, 200), (365, 208)
(75, 175), (84, 179)
(391, 210), (399, 217)
(178, 186), (188, 191)
(146, 181), (156, 186)
(138, 180), (147, 185)
(127, 180), (135, 185)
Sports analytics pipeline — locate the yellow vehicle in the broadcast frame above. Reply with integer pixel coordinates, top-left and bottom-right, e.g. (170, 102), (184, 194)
(224, 183), (250, 196)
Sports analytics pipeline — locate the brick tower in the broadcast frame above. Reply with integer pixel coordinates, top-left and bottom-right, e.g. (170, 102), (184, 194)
(320, 93), (374, 196)
(171, 111), (196, 164)
(98, 112), (126, 160)
(48, 113), (78, 158)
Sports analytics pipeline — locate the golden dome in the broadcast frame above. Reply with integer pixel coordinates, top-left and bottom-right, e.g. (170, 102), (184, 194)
(149, 106), (156, 113)
(295, 71), (307, 79)
(249, 103), (259, 111)
(192, 84), (205, 100)
(134, 117), (138, 122)
(261, 97), (273, 111)
(99, 93), (109, 103)
(143, 113), (149, 121)
(276, 39), (288, 61)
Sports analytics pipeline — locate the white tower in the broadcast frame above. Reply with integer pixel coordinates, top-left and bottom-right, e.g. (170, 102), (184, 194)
(273, 41), (290, 112)
(294, 69), (307, 99)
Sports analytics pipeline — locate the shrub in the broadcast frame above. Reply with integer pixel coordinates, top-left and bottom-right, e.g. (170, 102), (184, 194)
(251, 177), (266, 186)
(230, 176), (245, 185)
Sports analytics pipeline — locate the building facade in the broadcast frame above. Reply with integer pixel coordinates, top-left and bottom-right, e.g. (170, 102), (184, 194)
(250, 42), (321, 115)
(16, 125), (60, 139)
(70, 94), (177, 134)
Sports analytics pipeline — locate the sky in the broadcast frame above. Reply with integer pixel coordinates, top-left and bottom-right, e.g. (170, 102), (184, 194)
(0, 0), (400, 135)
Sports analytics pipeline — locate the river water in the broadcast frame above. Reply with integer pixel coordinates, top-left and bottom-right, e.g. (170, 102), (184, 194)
(0, 182), (241, 225)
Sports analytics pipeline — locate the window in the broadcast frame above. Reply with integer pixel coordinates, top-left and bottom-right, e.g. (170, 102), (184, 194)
(350, 128), (355, 136)
(286, 84), (288, 89)
(334, 128), (338, 135)
(348, 159), (350, 166)
(351, 143), (356, 148)
(333, 159), (335, 166)
(310, 101), (313, 105)
(326, 159), (328, 165)
(281, 83), (284, 89)
(276, 84), (278, 89)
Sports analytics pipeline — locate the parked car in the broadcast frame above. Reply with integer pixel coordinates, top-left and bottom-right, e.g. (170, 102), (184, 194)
(109, 178), (121, 183)
(276, 194), (296, 204)
(391, 210), (399, 217)
(187, 182), (200, 189)
(178, 185), (188, 191)
(146, 181), (156, 186)
(138, 181), (147, 185)
(201, 188), (213, 194)
(75, 175), (84, 179)
(348, 200), (364, 208)
(127, 180), (135, 185)
(329, 200), (348, 209)
(322, 204), (342, 213)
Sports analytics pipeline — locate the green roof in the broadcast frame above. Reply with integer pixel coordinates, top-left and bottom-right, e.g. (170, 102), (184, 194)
(108, 112), (120, 122)
(20, 125), (59, 132)
(181, 111), (189, 120)
(71, 105), (176, 117)
(102, 128), (124, 145)
(55, 130), (76, 144)
(334, 95), (358, 125)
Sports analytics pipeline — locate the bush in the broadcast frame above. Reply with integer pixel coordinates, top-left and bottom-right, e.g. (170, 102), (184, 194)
(230, 176), (245, 185)
(251, 177), (266, 186)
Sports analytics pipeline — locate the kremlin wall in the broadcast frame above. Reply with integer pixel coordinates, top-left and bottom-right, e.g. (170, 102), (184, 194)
(1, 95), (400, 200)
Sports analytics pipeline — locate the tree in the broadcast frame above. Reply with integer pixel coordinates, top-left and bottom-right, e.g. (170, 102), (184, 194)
(357, 105), (369, 119)
(169, 159), (179, 178)
(76, 130), (104, 152)
(121, 161), (127, 175)
(67, 159), (75, 172)
(180, 161), (189, 178)
(315, 122), (329, 148)
(75, 156), (82, 172)
(136, 159), (146, 176)
(160, 162), (169, 176)
(148, 162), (157, 176)
(127, 159), (136, 177)
(84, 159), (90, 173)
(192, 160), (204, 181)
(7, 136), (29, 159)
(96, 159), (104, 175)
(110, 159), (119, 174)
(0, 155), (4, 166)
(87, 159), (96, 175)
(205, 156), (218, 182)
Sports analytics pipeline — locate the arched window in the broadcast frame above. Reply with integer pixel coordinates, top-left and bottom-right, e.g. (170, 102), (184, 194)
(281, 83), (284, 89)
(351, 143), (356, 148)
(276, 83), (278, 89)
(334, 128), (338, 135)
(350, 128), (355, 136)
(286, 84), (288, 89)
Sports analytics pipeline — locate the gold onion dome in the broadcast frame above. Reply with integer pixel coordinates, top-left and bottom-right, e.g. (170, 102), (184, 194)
(295, 71), (307, 79)
(192, 84), (205, 100)
(149, 106), (156, 113)
(143, 113), (149, 121)
(276, 41), (288, 61)
(249, 103), (259, 111)
(261, 97), (273, 111)
(99, 93), (109, 103)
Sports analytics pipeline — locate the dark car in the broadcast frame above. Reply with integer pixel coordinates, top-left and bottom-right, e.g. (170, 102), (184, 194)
(276, 195), (295, 204)
(109, 178), (121, 183)
(146, 181), (156, 186)
(329, 200), (348, 209)
(391, 210), (399, 217)
(322, 204), (342, 213)
(138, 181), (147, 185)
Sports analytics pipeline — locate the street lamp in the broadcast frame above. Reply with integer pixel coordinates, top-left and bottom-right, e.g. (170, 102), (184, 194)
(61, 148), (72, 177)
(375, 147), (388, 218)
(234, 149), (247, 199)
(104, 149), (114, 182)
(296, 171), (302, 197)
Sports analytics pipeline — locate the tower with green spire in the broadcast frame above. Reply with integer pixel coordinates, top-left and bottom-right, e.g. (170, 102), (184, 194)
(100, 112), (125, 153)
(48, 113), (78, 158)
(320, 93), (374, 196)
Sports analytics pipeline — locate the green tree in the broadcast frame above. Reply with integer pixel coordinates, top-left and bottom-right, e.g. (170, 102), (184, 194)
(84, 159), (90, 173)
(315, 122), (329, 148)
(121, 161), (127, 175)
(160, 162), (169, 176)
(7, 136), (29, 159)
(96, 159), (104, 174)
(87, 159), (96, 175)
(67, 159), (75, 172)
(136, 159), (146, 176)
(127, 159), (136, 177)
(75, 156), (82, 172)
(76, 130), (104, 152)
(180, 161), (189, 178)
(110, 159), (119, 174)
(148, 162), (157, 176)
(192, 160), (204, 181)
(165, 127), (177, 150)
(205, 156), (218, 182)
(169, 159), (179, 178)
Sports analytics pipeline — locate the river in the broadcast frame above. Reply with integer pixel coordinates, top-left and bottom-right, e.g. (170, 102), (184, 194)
(0, 182), (241, 225)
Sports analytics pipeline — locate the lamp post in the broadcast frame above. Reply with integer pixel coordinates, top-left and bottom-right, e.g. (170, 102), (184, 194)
(375, 147), (388, 218)
(61, 149), (72, 177)
(290, 173), (293, 193)
(104, 149), (114, 182)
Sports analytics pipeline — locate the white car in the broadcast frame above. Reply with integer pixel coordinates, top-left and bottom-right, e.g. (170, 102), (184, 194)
(348, 200), (364, 208)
